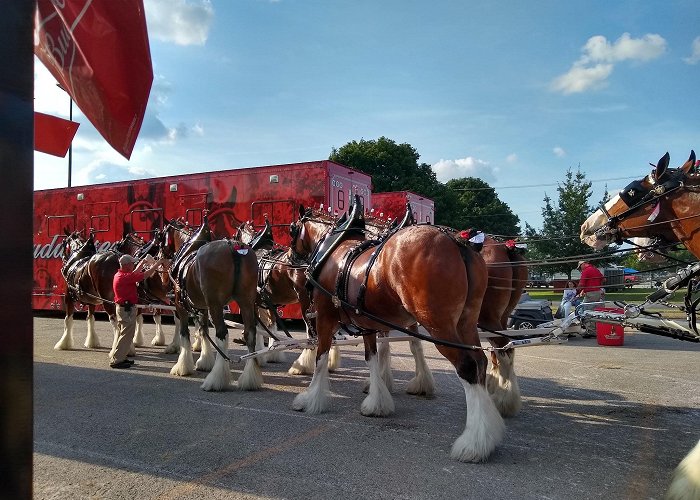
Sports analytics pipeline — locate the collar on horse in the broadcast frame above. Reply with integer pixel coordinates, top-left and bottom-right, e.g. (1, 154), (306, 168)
(305, 195), (366, 281)
(247, 218), (275, 251)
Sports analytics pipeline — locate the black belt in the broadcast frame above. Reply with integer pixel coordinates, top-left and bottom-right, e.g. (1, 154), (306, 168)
(117, 301), (134, 310)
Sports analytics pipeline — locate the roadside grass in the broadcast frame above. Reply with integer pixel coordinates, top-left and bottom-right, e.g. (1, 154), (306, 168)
(527, 288), (684, 304)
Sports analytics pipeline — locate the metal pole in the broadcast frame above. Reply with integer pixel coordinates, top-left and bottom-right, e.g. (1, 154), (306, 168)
(68, 95), (72, 187)
(57, 83), (74, 187)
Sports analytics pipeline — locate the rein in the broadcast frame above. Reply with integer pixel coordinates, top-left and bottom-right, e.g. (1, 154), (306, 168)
(305, 274), (490, 350)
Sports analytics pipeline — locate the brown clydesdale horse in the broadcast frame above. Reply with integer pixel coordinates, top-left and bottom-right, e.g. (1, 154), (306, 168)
(580, 151), (700, 499)
(364, 233), (528, 415)
(236, 219), (343, 372)
(480, 236), (528, 417)
(55, 230), (120, 350)
(581, 151), (695, 255)
(289, 204), (504, 462)
(162, 218), (260, 391)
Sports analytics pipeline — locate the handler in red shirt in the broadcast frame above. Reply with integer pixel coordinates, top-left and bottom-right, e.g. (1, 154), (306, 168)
(576, 260), (605, 337)
(110, 254), (166, 368)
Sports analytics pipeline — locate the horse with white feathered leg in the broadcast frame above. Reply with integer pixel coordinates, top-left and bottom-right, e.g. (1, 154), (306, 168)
(55, 230), (119, 351)
(156, 219), (209, 357)
(480, 236), (528, 418)
(290, 196), (504, 462)
(236, 219), (341, 372)
(165, 216), (260, 391)
(363, 230), (528, 416)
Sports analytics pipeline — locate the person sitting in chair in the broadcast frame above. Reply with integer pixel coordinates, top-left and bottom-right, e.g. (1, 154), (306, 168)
(560, 281), (578, 318)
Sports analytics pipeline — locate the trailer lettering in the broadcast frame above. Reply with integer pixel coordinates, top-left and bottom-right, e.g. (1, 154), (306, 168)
(33, 237), (118, 260)
(34, 235), (60, 259)
(96, 241), (114, 253)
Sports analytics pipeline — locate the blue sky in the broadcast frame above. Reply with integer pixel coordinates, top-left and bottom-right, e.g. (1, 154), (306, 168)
(34, 0), (700, 229)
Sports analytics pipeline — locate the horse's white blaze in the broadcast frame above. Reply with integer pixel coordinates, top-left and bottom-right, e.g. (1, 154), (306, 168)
(581, 195), (621, 249)
(237, 358), (263, 391)
(170, 336), (195, 376)
(292, 352), (330, 414)
(54, 316), (74, 350)
(406, 339), (435, 397)
(289, 347), (316, 375)
(201, 336), (232, 391)
(486, 351), (522, 418)
(451, 380), (505, 463)
(84, 314), (101, 349)
(151, 314), (166, 346)
(666, 439), (700, 500)
(133, 314), (144, 347)
(361, 354), (395, 417)
(163, 316), (182, 354)
(195, 330), (215, 372)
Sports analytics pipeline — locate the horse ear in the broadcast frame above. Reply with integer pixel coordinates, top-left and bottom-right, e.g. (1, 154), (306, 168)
(298, 205), (305, 218)
(680, 150), (696, 174)
(654, 152), (670, 181)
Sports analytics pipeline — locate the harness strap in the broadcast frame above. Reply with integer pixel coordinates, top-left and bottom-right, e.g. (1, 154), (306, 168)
(305, 274), (486, 351)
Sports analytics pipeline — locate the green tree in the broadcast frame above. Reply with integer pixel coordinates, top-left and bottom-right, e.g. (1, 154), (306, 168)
(445, 177), (521, 236)
(330, 137), (456, 226)
(525, 168), (597, 278)
(329, 136), (523, 230)
(329, 137), (437, 193)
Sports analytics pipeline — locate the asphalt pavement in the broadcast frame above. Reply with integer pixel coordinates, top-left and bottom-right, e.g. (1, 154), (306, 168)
(33, 315), (699, 500)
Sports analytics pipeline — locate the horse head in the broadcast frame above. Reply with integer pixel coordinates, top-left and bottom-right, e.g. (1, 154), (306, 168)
(161, 218), (192, 259)
(580, 151), (693, 251)
(236, 220), (256, 245)
(63, 230), (96, 262)
(289, 205), (334, 261)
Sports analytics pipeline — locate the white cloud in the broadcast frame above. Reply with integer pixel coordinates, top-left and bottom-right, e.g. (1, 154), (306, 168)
(506, 153), (518, 164)
(551, 33), (667, 94)
(684, 36), (700, 65)
(551, 64), (613, 94)
(145, 0), (214, 46)
(553, 146), (566, 158)
(432, 157), (497, 183)
(75, 161), (156, 185)
(34, 60), (73, 117)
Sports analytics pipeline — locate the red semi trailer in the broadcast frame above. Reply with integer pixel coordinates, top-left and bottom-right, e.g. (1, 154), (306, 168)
(371, 191), (435, 224)
(33, 160), (372, 318)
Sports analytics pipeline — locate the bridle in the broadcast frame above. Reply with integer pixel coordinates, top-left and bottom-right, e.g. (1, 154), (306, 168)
(597, 167), (687, 244)
(289, 210), (335, 263)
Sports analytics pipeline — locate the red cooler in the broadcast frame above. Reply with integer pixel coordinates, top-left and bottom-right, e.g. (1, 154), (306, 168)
(594, 307), (625, 346)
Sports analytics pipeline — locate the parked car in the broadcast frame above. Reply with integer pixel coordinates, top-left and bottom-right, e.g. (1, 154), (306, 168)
(624, 268), (639, 288)
(526, 273), (552, 288)
(507, 293), (554, 330)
